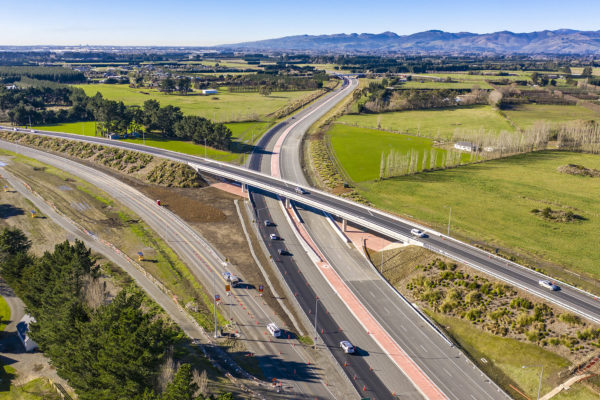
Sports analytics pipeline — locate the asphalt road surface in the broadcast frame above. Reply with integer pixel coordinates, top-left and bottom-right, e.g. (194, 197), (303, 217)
(4, 120), (592, 328)
(0, 142), (349, 400)
(2, 75), (599, 396)
(250, 79), (509, 399)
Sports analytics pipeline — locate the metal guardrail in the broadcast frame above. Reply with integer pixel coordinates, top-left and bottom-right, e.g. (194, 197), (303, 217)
(3, 126), (600, 324)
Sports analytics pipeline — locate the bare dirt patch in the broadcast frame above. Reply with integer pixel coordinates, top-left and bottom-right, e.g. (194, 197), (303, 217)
(558, 164), (600, 177)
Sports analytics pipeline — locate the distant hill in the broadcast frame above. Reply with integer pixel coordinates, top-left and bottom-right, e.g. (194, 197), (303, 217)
(220, 29), (600, 54)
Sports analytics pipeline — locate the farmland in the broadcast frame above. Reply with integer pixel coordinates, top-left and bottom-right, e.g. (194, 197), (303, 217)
(327, 124), (471, 182)
(338, 105), (514, 139)
(503, 104), (599, 129)
(357, 150), (600, 283)
(74, 84), (319, 122)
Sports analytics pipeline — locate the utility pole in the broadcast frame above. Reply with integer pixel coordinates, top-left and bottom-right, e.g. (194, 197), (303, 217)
(380, 250), (384, 274)
(213, 270), (218, 338)
(447, 207), (452, 236)
(204, 138), (207, 159)
(314, 298), (320, 348)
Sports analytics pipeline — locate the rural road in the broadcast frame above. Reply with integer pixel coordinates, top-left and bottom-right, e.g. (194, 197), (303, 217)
(0, 142), (353, 399)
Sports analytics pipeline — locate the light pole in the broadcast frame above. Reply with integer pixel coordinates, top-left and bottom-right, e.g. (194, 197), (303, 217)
(143, 130), (146, 146)
(204, 138), (207, 159)
(313, 297), (320, 348)
(380, 250), (384, 274)
(522, 365), (544, 400)
(447, 206), (452, 236)
(213, 269), (218, 338)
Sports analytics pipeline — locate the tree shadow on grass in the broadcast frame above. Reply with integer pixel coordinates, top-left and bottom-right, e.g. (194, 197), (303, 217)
(0, 204), (25, 219)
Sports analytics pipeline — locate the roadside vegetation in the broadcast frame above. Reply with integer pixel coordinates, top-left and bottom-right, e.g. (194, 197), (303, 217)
(0, 131), (206, 187)
(372, 246), (600, 399)
(0, 228), (204, 400)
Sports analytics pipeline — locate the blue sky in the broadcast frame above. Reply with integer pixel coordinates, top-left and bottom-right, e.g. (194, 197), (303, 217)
(3, 0), (599, 46)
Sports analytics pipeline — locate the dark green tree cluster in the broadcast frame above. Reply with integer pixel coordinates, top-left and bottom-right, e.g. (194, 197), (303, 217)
(174, 116), (232, 149)
(0, 66), (85, 84)
(0, 228), (183, 400)
(141, 364), (233, 400)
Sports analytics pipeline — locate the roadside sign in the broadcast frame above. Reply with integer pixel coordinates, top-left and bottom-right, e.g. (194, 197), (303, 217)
(225, 284), (230, 292)
(137, 251), (144, 261)
(215, 294), (221, 302)
(258, 285), (264, 297)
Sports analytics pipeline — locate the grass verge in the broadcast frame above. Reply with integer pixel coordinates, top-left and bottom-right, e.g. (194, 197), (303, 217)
(429, 312), (570, 399)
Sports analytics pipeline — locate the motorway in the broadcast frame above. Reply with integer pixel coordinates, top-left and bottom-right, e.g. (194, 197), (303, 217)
(4, 115), (596, 327)
(1, 75), (600, 396)
(0, 142), (352, 399)
(250, 78), (508, 400)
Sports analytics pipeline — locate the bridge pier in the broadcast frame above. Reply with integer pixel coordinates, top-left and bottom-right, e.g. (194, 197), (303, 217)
(285, 197), (291, 209)
(342, 218), (347, 232)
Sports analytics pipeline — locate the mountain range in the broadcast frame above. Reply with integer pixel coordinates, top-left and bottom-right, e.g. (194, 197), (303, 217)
(220, 29), (600, 54)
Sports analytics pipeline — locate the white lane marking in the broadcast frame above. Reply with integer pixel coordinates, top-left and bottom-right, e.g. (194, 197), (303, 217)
(370, 291), (376, 298)
(383, 306), (390, 314)
(420, 344), (428, 353)
(443, 368), (452, 377)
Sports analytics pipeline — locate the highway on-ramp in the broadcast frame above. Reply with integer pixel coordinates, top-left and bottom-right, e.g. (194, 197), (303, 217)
(0, 141), (349, 400)
(4, 121), (595, 328)
(1, 75), (599, 396)
(250, 77), (509, 400)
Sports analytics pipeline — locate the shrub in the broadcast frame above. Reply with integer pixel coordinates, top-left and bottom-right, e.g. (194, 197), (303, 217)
(510, 297), (533, 310)
(465, 308), (482, 322)
(558, 313), (582, 325)
(517, 312), (534, 327)
(465, 291), (482, 305)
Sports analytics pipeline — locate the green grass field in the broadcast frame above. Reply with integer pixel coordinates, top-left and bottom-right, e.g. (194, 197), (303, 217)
(431, 313), (570, 399)
(0, 296), (10, 332)
(0, 364), (60, 400)
(33, 121), (271, 163)
(327, 124), (472, 182)
(503, 104), (599, 129)
(552, 382), (599, 400)
(339, 105), (514, 139)
(74, 84), (317, 122)
(358, 151), (600, 280)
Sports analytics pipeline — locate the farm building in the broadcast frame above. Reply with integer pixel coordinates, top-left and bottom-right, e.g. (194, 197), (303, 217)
(202, 89), (218, 95)
(454, 141), (479, 152)
(17, 314), (38, 352)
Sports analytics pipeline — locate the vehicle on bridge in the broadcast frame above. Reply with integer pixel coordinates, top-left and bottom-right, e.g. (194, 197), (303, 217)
(410, 228), (427, 238)
(539, 280), (560, 291)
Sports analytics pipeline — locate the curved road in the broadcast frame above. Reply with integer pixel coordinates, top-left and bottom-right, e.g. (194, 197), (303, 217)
(0, 141), (348, 399)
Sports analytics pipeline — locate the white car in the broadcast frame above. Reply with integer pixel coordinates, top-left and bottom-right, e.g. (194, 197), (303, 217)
(267, 323), (282, 338)
(340, 340), (355, 354)
(539, 280), (560, 291)
(269, 233), (279, 240)
(410, 228), (426, 238)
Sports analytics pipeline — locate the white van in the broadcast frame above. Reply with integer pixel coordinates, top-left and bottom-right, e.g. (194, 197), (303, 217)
(267, 323), (282, 338)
